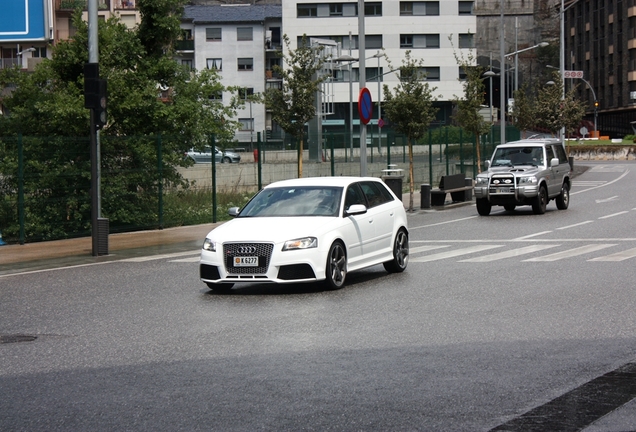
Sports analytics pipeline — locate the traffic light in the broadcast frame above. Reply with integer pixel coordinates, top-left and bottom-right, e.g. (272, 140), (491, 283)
(594, 100), (599, 109)
(84, 63), (107, 129)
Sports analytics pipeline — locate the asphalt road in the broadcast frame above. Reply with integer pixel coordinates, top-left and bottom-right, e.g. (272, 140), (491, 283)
(1, 161), (636, 431)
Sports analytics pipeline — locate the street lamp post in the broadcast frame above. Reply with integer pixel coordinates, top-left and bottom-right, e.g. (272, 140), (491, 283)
(373, 51), (382, 155)
(482, 70), (498, 123)
(505, 42), (549, 93)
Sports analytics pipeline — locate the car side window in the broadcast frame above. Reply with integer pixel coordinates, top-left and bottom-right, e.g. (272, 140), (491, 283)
(546, 145), (555, 163)
(553, 145), (568, 164)
(359, 181), (392, 208)
(345, 184), (367, 210)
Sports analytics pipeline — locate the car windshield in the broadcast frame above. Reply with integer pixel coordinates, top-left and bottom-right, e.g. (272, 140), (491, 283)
(491, 146), (543, 167)
(239, 186), (343, 217)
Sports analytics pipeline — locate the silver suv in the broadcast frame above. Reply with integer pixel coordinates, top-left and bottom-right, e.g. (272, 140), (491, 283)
(474, 138), (571, 216)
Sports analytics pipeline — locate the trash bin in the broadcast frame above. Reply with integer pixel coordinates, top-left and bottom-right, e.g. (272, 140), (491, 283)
(420, 184), (431, 209)
(381, 166), (404, 201)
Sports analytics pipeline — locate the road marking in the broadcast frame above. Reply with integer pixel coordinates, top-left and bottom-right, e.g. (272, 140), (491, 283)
(588, 247), (636, 262)
(571, 169), (629, 195)
(408, 245), (450, 254)
(598, 211), (630, 220)
(514, 231), (553, 240)
(556, 221), (594, 230)
(523, 244), (616, 262)
(170, 256), (200, 263)
(459, 244), (560, 262)
(121, 250), (200, 262)
(410, 245), (503, 262)
(409, 216), (478, 231)
(572, 180), (606, 187)
(595, 196), (619, 203)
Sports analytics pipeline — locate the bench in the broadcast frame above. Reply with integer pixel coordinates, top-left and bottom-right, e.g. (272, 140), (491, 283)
(430, 173), (473, 206)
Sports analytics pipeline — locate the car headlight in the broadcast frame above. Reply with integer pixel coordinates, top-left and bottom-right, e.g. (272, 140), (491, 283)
(475, 176), (489, 185)
(282, 237), (317, 251)
(202, 238), (216, 252)
(518, 176), (537, 184)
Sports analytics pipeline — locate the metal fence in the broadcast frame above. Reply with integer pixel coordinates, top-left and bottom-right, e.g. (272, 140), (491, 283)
(0, 125), (519, 245)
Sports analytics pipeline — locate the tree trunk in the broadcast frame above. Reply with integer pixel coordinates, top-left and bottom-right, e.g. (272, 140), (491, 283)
(475, 134), (482, 174)
(298, 138), (303, 178)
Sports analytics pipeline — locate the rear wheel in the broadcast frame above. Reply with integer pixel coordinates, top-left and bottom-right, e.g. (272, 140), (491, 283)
(532, 185), (547, 214)
(556, 182), (570, 210)
(476, 198), (491, 216)
(325, 241), (347, 290)
(206, 282), (234, 292)
(384, 228), (409, 273)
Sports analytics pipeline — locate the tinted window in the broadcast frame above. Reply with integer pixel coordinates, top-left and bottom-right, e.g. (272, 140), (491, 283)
(359, 181), (393, 208)
(240, 186), (342, 217)
(553, 144), (568, 164)
(546, 145), (555, 163)
(345, 184), (367, 209)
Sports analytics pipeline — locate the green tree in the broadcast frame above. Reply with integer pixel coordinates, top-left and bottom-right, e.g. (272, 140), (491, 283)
(263, 35), (326, 178)
(535, 72), (585, 140)
(510, 85), (536, 137)
(382, 51), (438, 211)
(451, 48), (489, 173)
(0, 10), (240, 240)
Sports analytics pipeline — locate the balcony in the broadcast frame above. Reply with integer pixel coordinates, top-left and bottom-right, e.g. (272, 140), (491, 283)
(114, 0), (136, 9)
(56, 0), (109, 11)
(175, 40), (194, 51)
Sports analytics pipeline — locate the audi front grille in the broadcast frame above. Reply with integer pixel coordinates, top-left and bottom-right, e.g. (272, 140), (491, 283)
(223, 242), (274, 275)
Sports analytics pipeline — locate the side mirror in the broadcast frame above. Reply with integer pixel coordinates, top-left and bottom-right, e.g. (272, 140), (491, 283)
(484, 160), (490, 169)
(550, 157), (559, 168)
(228, 207), (240, 217)
(345, 204), (367, 216)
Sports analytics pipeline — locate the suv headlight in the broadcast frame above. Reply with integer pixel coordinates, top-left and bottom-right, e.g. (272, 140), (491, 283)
(518, 176), (537, 184)
(475, 176), (489, 185)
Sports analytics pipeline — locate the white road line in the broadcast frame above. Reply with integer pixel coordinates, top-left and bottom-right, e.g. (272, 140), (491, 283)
(598, 211), (630, 220)
(408, 245), (451, 254)
(170, 257), (201, 263)
(410, 245), (503, 263)
(589, 247), (636, 262)
(523, 244), (616, 262)
(557, 221), (594, 230)
(570, 169), (629, 195)
(122, 250), (200, 262)
(513, 231), (553, 240)
(459, 244), (560, 263)
(409, 216), (478, 231)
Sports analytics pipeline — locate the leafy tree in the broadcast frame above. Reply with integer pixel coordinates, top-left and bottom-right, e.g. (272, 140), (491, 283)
(510, 85), (536, 137)
(451, 47), (489, 173)
(535, 72), (585, 140)
(263, 35), (326, 178)
(0, 9), (240, 240)
(382, 51), (438, 211)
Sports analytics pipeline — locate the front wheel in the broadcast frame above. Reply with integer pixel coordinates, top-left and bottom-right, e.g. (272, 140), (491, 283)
(222, 156), (231, 163)
(325, 241), (347, 290)
(556, 182), (570, 210)
(532, 185), (547, 214)
(384, 228), (409, 273)
(476, 198), (491, 216)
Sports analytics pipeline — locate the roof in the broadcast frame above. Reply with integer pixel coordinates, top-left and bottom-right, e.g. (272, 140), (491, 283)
(264, 177), (383, 189)
(183, 4), (282, 24)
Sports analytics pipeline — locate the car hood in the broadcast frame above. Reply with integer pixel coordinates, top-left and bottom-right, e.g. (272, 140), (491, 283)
(487, 165), (541, 175)
(205, 216), (341, 243)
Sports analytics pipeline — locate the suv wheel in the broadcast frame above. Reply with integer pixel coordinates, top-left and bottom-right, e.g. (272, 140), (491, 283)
(532, 185), (547, 214)
(556, 182), (570, 210)
(476, 198), (491, 216)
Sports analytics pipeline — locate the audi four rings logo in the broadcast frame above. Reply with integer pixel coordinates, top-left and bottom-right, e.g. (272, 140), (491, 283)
(237, 246), (256, 254)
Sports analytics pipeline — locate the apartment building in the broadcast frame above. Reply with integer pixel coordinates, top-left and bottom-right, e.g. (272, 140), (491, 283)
(179, 4), (282, 148)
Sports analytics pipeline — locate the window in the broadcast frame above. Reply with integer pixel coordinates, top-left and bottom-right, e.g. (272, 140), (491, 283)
(366, 35), (383, 49)
(239, 118), (254, 131)
(458, 66), (467, 80)
(238, 58), (253, 71)
(400, 2), (439, 16)
(458, 33), (474, 48)
(367, 67), (383, 82)
(239, 88), (254, 100)
(330, 3), (343, 15)
(458, 1), (474, 15)
(206, 27), (221, 41)
(423, 67), (440, 81)
(401, 34), (440, 48)
(298, 4), (317, 17)
(182, 59), (193, 70)
(360, 181), (393, 208)
(365, 2), (382, 16)
(237, 27), (253, 41)
(207, 58), (222, 70)
(209, 90), (223, 101)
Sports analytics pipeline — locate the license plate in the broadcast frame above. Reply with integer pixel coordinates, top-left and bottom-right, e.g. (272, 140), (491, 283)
(233, 256), (258, 267)
(491, 187), (512, 194)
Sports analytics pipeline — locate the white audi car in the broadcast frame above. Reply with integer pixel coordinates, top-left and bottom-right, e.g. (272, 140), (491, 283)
(200, 176), (409, 291)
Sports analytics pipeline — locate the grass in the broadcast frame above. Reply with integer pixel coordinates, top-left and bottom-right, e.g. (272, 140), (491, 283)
(162, 189), (253, 227)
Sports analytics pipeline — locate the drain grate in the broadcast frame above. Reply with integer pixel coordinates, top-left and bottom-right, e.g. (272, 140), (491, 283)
(0, 334), (38, 344)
